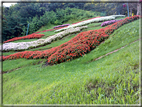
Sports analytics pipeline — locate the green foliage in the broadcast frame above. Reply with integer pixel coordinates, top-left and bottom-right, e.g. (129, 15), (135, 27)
(40, 11), (56, 25)
(2, 14), (27, 41)
(28, 16), (40, 34)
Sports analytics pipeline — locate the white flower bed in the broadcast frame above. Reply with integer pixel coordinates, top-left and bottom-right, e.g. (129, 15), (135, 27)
(2, 26), (87, 51)
(55, 15), (125, 32)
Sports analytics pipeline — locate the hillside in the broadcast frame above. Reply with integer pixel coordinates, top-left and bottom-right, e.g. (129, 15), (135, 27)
(2, 15), (140, 105)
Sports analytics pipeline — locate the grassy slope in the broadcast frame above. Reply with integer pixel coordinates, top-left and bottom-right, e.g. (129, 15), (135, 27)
(3, 19), (140, 104)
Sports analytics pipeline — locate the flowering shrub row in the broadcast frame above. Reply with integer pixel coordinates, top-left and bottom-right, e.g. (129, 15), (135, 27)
(55, 15), (125, 32)
(2, 15), (140, 65)
(3, 34), (45, 43)
(101, 19), (123, 27)
(3, 26), (87, 51)
(101, 20), (116, 27)
(53, 24), (70, 29)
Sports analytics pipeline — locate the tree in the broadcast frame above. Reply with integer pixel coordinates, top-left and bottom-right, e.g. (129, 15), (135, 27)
(128, 3), (140, 16)
(123, 1), (141, 16)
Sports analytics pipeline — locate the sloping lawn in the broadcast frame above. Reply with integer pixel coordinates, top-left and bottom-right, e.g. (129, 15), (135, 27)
(2, 19), (140, 104)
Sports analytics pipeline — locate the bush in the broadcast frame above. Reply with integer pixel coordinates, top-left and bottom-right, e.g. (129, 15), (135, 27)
(53, 24), (70, 29)
(101, 19), (124, 27)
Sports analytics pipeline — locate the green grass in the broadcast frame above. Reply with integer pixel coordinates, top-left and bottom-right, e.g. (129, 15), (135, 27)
(2, 19), (140, 104)
(3, 40), (140, 104)
(3, 58), (46, 72)
(2, 51), (17, 56)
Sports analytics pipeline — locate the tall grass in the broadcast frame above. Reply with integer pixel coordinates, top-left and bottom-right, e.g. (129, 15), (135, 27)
(3, 40), (140, 104)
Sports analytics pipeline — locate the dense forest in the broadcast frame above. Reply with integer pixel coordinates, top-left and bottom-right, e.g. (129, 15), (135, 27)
(2, 1), (141, 42)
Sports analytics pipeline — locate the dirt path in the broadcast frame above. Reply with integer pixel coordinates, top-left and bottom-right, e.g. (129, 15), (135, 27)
(90, 38), (140, 62)
(2, 67), (22, 74)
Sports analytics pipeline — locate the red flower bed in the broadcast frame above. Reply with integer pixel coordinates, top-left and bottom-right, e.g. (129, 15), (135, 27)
(3, 33), (45, 43)
(2, 15), (140, 65)
(48, 44), (90, 64)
